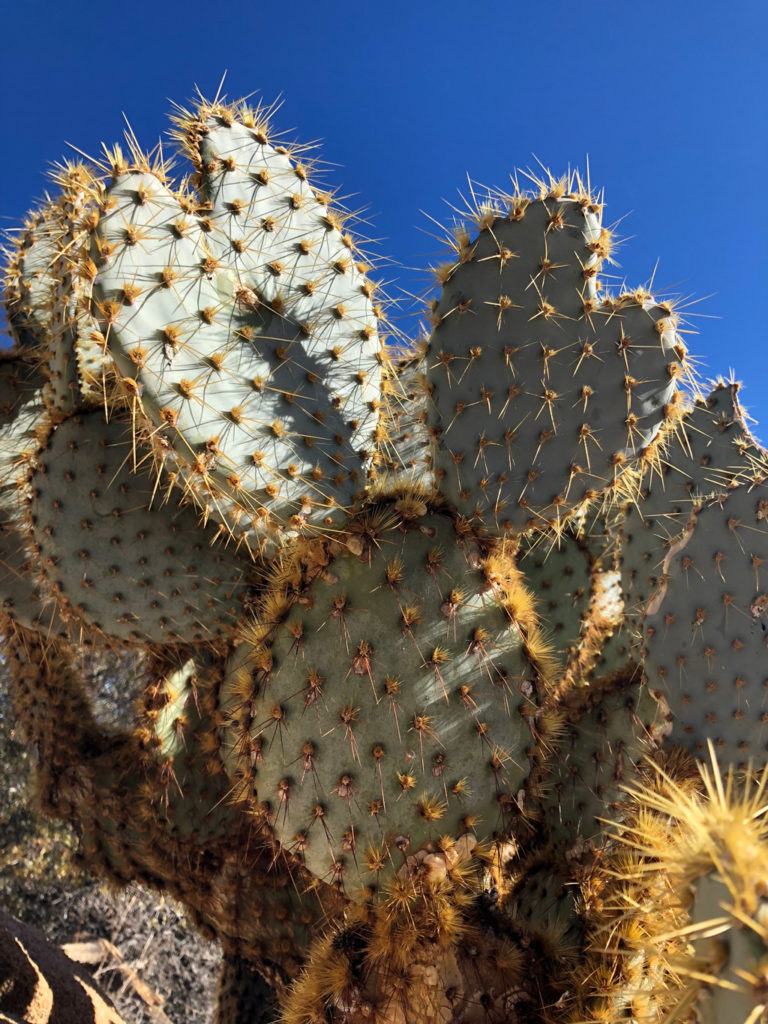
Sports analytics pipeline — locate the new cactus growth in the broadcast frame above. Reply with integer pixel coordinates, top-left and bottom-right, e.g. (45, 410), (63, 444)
(1, 91), (766, 1024)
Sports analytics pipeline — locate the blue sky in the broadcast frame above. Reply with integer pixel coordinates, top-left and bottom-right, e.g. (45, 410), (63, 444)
(2, 0), (766, 436)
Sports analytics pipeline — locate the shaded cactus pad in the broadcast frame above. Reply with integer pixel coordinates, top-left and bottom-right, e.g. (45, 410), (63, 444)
(27, 410), (255, 643)
(221, 503), (557, 891)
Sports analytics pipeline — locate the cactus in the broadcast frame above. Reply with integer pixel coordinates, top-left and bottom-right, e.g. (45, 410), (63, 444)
(85, 99), (389, 556)
(642, 475), (768, 767)
(561, 750), (768, 1024)
(26, 410), (256, 644)
(618, 380), (766, 620)
(423, 187), (691, 534)
(1, 91), (767, 1024)
(219, 500), (558, 892)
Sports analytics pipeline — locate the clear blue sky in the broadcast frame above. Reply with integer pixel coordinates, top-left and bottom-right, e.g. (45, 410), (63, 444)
(2, 0), (766, 436)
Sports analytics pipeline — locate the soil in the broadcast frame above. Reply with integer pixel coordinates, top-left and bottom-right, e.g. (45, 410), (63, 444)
(5, 876), (222, 1024)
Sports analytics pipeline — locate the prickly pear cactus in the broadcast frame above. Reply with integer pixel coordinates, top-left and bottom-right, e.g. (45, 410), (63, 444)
(423, 188), (690, 534)
(2, 92), (767, 1024)
(643, 476), (768, 766)
(87, 100), (389, 555)
(220, 501), (557, 892)
(27, 410), (255, 644)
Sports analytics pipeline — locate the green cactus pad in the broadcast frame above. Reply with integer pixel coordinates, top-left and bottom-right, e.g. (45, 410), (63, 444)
(2, 174), (109, 416)
(0, 520), (67, 635)
(3, 203), (60, 351)
(0, 355), (45, 506)
(89, 649), (347, 975)
(587, 621), (636, 683)
(519, 518), (634, 689)
(128, 653), (243, 844)
(373, 342), (433, 487)
(5, 631), (343, 976)
(619, 381), (767, 618)
(642, 479), (768, 767)
(686, 873), (768, 1024)
(0, 360), (68, 633)
(505, 855), (581, 948)
(44, 165), (112, 416)
(27, 410), (255, 644)
(536, 675), (668, 857)
(575, 507), (638, 683)
(221, 505), (555, 893)
(0, 385), (46, 535)
(587, 755), (768, 1024)
(424, 188), (689, 533)
(518, 529), (592, 666)
(90, 100), (385, 549)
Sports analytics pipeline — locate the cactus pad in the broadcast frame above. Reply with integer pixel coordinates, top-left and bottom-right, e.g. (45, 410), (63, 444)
(518, 529), (592, 666)
(571, 753), (768, 1024)
(536, 674), (668, 857)
(90, 100), (386, 549)
(3, 203), (60, 352)
(27, 410), (255, 643)
(222, 504), (556, 891)
(425, 186), (690, 533)
(619, 381), (767, 617)
(643, 478), (768, 766)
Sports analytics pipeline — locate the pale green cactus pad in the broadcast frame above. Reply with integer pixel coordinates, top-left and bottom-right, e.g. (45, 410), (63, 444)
(3, 202), (60, 352)
(27, 410), (255, 644)
(518, 529), (592, 666)
(0, 355), (45, 524)
(221, 505), (556, 892)
(0, 519), (67, 635)
(42, 166), (102, 416)
(686, 873), (768, 1024)
(373, 341), (433, 485)
(3, 171), (109, 415)
(424, 185), (691, 534)
(89, 100), (387, 552)
(619, 381), (767, 617)
(643, 478), (768, 766)
(536, 674), (668, 857)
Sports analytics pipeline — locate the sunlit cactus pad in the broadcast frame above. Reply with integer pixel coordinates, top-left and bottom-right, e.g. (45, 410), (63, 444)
(87, 100), (388, 550)
(424, 187), (692, 533)
(3, 201), (61, 352)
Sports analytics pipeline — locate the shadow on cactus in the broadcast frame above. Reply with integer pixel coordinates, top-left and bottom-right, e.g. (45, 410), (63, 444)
(1, 89), (766, 1024)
